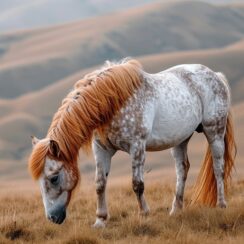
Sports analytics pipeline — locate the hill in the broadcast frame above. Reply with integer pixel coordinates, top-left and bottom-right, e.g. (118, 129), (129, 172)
(0, 1), (243, 98)
(0, 0), (243, 182)
(0, 1), (240, 33)
(140, 39), (244, 103)
(0, 41), (244, 182)
(0, 0), (159, 33)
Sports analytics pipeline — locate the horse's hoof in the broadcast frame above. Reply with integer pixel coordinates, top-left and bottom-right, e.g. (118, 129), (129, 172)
(218, 201), (227, 208)
(140, 209), (150, 217)
(169, 207), (181, 216)
(92, 218), (106, 228)
(169, 209), (176, 216)
(170, 199), (183, 215)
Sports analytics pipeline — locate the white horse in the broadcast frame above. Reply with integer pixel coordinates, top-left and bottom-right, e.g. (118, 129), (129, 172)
(29, 58), (236, 227)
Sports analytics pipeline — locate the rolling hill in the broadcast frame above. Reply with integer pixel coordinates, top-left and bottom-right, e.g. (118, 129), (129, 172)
(0, 0), (160, 33)
(0, 1), (240, 33)
(0, 0), (243, 182)
(0, 1), (243, 98)
(0, 40), (244, 182)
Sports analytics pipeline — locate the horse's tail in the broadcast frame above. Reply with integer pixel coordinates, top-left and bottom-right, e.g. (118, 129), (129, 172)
(190, 112), (236, 206)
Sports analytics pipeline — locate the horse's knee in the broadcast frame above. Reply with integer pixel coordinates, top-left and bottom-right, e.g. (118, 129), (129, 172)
(132, 179), (144, 197)
(95, 175), (106, 195)
(210, 139), (224, 157)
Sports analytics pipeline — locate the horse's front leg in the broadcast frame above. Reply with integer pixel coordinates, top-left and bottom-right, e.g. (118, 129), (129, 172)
(131, 141), (150, 215)
(92, 139), (115, 228)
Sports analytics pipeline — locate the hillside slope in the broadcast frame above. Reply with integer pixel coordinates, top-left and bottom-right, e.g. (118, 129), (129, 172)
(0, 0), (159, 33)
(0, 1), (243, 181)
(0, 1), (243, 98)
(140, 39), (244, 103)
(0, 41), (243, 181)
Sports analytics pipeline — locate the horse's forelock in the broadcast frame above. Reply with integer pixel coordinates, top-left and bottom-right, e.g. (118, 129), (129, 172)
(28, 138), (50, 180)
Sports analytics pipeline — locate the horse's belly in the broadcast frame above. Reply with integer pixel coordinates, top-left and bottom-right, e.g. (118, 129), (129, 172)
(146, 129), (192, 151)
(145, 87), (202, 151)
(146, 139), (175, 151)
(145, 115), (199, 151)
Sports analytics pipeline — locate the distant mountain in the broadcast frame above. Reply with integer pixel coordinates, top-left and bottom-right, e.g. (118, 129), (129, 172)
(0, 1), (241, 34)
(0, 0), (160, 33)
(0, 1), (243, 98)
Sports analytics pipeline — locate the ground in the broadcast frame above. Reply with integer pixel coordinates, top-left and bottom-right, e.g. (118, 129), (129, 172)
(0, 180), (243, 244)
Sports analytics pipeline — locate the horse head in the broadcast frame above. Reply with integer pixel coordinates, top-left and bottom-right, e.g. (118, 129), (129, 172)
(29, 136), (79, 224)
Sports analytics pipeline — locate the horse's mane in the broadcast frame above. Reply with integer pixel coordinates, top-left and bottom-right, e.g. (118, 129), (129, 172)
(29, 58), (143, 179)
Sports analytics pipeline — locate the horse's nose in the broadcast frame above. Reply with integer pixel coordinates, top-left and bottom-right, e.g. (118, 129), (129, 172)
(48, 215), (57, 223)
(48, 206), (66, 224)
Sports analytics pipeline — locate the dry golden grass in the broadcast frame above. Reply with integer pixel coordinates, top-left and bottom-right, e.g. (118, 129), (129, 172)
(0, 180), (243, 244)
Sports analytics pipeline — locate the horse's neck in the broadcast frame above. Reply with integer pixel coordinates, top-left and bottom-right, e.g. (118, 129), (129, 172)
(49, 62), (143, 154)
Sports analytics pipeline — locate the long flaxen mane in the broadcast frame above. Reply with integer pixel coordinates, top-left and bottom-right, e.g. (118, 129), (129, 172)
(28, 58), (143, 180)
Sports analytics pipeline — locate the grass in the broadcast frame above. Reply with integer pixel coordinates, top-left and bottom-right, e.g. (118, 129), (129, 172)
(0, 180), (243, 243)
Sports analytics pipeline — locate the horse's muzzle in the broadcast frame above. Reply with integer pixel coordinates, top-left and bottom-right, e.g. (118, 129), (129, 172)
(48, 206), (66, 224)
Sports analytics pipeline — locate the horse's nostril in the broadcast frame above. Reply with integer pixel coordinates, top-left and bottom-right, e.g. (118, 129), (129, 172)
(48, 206), (66, 224)
(49, 215), (57, 222)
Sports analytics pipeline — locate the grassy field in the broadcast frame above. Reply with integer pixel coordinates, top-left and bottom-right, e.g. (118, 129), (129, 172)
(0, 0), (244, 181)
(0, 180), (243, 244)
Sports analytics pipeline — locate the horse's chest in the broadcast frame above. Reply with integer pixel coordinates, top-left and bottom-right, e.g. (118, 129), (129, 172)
(106, 105), (147, 152)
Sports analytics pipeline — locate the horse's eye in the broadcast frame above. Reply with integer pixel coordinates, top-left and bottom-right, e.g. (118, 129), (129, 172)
(50, 175), (59, 186)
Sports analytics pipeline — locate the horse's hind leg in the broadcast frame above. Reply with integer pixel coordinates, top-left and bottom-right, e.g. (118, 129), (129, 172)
(170, 137), (191, 215)
(203, 116), (227, 208)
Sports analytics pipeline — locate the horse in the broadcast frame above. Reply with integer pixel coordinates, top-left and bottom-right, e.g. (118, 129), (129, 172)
(28, 58), (236, 227)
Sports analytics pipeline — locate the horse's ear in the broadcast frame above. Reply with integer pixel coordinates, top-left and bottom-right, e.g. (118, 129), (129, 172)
(49, 140), (60, 158)
(31, 136), (40, 146)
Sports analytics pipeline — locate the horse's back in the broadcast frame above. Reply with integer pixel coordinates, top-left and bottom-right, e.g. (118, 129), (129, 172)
(161, 64), (230, 115)
(162, 64), (230, 103)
